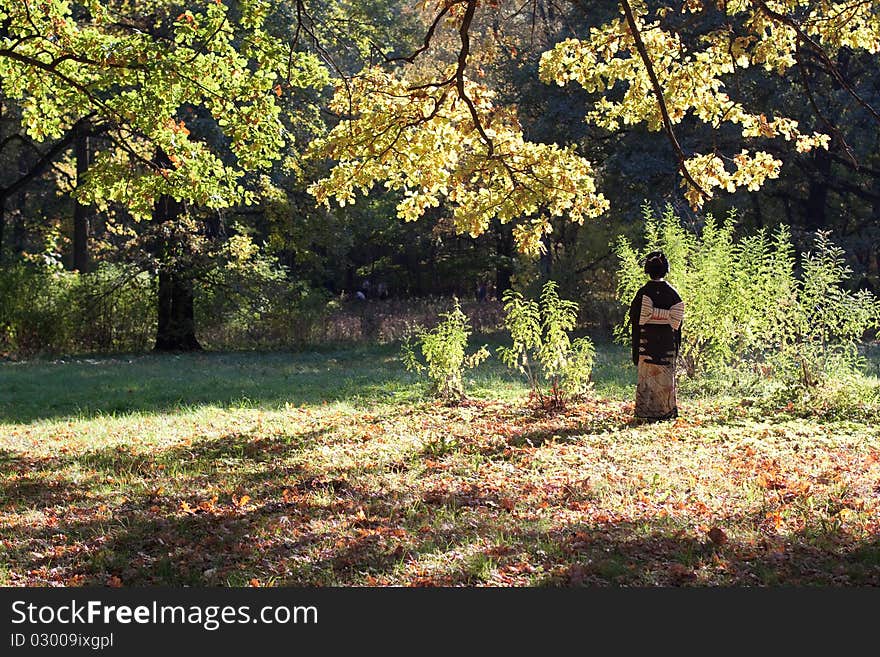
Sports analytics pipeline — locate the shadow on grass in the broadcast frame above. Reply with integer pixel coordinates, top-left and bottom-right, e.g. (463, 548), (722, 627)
(5, 493), (879, 586)
(0, 429), (329, 509)
(2, 436), (879, 586)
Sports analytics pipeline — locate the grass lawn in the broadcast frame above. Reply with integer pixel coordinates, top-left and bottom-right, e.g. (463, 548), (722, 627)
(1, 342), (879, 586)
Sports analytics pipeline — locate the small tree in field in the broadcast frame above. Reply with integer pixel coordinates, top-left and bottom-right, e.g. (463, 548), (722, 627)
(498, 281), (595, 408)
(401, 299), (489, 402)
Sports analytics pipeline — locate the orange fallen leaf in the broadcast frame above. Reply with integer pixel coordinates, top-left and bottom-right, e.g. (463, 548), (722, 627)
(707, 527), (727, 545)
(765, 510), (784, 530)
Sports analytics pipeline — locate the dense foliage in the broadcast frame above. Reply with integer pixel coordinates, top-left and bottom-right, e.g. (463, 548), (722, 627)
(0, 262), (154, 355)
(1, 1), (879, 356)
(0, 0), (327, 213)
(615, 205), (880, 392)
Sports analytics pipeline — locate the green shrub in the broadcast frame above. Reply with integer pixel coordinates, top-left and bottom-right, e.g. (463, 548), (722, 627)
(0, 262), (154, 356)
(757, 371), (880, 422)
(0, 262), (72, 355)
(498, 280), (595, 408)
(615, 204), (880, 394)
(401, 299), (489, 401)
(68, 264), (155, 352)
(196, 233), (332, 349)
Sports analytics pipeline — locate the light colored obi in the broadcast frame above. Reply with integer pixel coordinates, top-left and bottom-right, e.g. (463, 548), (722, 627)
(639, 295), (684, 330)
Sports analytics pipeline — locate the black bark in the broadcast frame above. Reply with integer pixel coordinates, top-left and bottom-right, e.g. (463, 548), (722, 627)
(805, 148), (831, 230)
(73, 120), (92, 272)
(538, 233), (552, 283)
(155, 267), (200, 351)
(494, 222), (514, 295)
(152, 151), (201, 352)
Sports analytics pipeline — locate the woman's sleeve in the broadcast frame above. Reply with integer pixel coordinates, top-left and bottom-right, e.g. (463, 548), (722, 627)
(629, 291), (642, 366)
(668, 286), (684, 354)
(674, 306), (683, 353)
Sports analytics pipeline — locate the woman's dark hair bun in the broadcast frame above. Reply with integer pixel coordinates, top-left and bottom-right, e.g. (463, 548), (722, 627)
(644, 250), (669, 279)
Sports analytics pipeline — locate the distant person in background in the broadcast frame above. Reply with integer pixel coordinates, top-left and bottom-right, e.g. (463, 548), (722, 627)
(629, 251), (685, 421)
(358, 279), (372, 299)
(476, 280), (488, 302)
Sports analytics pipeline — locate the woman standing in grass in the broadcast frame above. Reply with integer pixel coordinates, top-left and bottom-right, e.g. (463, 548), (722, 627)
(629, 251), (684, 421)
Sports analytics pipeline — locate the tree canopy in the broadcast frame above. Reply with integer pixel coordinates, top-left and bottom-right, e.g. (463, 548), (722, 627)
(0, 0), (328, 219)
(310, 0), (880, 251)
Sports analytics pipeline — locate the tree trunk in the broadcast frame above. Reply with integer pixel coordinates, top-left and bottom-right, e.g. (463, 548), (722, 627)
(0, 195), (5, 262)
(538, 233), (552, 283)
(495, 222), (514, 296)
(805, 148), (831, 230)
(12, 150), (27, 255)
(152, 156), (201, 352)
(73, 122), (92, 272)
(751, 187), (764, 229)
(155, 268), (201, 351)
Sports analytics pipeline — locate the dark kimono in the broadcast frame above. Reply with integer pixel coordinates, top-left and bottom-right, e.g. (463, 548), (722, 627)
(629, 280), (684, 420)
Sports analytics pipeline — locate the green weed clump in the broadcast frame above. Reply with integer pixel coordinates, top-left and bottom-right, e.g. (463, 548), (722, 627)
(0, 262), (155, 356)
(401, 299), (489, 402)
(498, 280), (595, 408)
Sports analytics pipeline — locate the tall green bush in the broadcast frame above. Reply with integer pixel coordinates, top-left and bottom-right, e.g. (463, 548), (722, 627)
(195, 233), (332, 349)
(615, 205), (880, 391)
(498, 280), (595, 407)
(401, 299), (489, 401)
(69, 264), (156, 352)
(0, 262), (154, 356)
(0, 263), (73, 355)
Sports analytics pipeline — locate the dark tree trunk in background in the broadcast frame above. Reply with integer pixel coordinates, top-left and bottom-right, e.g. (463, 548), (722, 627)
(805, 148), (831, 230)
(538, 234), (552, 283)
(152, 150), (201, 352)
(345, 265), (355, 294)
(155, 268), (200, 351)
(73, 121), (92, 272)
(0, 99), (4, 261)
(871, 185), (880, 294)
(751, 189), (764, 229)
(12, 150), (27, 255)
(0, 196), (5, 262)
(494, 222), (514, 296)
(11, 210), (25, 255)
